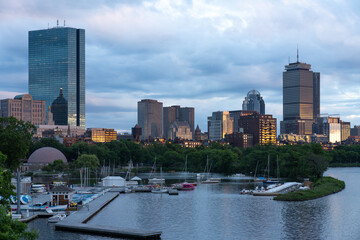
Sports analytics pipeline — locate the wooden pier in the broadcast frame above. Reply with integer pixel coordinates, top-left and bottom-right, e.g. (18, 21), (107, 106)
(55, 191), (162, 239)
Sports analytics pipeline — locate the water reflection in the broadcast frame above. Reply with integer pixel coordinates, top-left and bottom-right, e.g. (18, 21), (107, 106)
(30, 168), (360, 240)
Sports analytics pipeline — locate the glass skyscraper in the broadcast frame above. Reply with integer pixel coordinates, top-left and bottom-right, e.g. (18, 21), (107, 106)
(28, 26), (85, 128)
(242, 90), (265, 115)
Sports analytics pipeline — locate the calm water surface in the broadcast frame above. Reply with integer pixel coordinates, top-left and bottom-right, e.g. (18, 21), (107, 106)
(30, 168), (360, 240)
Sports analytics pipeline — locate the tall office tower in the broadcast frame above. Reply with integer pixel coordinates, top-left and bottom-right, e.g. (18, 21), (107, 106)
(341, 121), (350, 142)
(242, 90), (265, 114)
(207, 111), (233, 141)
(229, 110), (257, 133)
(0, 94), (46, 125)
(238, 112), (277, 145)
(138, 99), (163, 140)
(29, 26), (85, 128)
(281, 54), (320, 135)
(163, 105), (195, 139)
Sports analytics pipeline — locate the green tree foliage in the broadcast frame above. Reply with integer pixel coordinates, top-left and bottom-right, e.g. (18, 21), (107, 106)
(0, 152), (38, 240)
(42, 160), (67, 172)
(0, 152), (14, 206)
(75, 154), (99, 170)
(0, 117), (36, 170)
(0, 205), (38, 240)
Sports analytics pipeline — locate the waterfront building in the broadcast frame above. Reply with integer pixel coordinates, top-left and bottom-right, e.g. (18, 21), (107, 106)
(341, 121), (350, 142)
(238, 112), (277, 145)
(0, 94), (46, 125)
(195, 125), (201, 141)
(86, 128), (117, 143)
(281, 53), (320, 135)
(313, 115), (341, 143)
(138, 99), (163, 140)
(168, 121), (192, 140)
(131, 124), (142, 142)
(278, 134), (311, 144)
(35, 125), (86, 138)
(29, 26), (85, 128)
(163, 105), (194, 139)
(208, 111), (233, 141)
(350, 126), (360, 137)
(229, 110), (257, 133)
(242, 90), (265, 114)
(225, 132), (253, 148)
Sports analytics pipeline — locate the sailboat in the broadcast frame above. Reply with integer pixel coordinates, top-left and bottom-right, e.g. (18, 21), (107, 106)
(201, 156), (221, 184)
(148, 157), (165, 184)
(262, 154), (280, 185)
(173, 155), (195, 190)
(151, 167), (168, 194)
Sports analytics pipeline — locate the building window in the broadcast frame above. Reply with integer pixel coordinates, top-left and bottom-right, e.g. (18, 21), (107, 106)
(64, 195), (68, 199)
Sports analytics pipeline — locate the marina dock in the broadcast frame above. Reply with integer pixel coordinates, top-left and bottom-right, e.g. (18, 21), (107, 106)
(55, 191), (162, 239)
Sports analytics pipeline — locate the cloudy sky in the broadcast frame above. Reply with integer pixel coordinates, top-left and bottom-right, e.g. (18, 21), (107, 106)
(1, 0), (360, 133)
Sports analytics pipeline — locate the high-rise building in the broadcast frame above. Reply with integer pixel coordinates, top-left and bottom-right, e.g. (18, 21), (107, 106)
(163, 105), (194, 139)
(29, 26), (85, 128)
(0, 94), (46, 125)
(229, 110), (257, 133)
(341, 121), (350, 142)
(207, 111), (233, 141)
(238, 112), (277, 145)
(281, 52), (320, 135)
(313, 114), (341, 143)
(242, 90), (265, 114)
(138, 99), (163, 140)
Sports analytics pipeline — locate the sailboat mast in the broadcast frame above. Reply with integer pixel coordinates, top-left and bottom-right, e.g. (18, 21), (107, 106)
(267, 154), (270, 180)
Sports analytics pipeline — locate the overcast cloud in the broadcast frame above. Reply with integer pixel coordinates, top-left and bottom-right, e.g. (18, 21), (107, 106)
(1, 0), (360, 132)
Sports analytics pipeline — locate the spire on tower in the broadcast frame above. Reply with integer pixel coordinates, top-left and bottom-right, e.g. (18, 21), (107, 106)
(297, 45), (299, 63)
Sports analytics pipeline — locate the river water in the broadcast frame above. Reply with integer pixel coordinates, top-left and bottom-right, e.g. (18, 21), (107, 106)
(29, 168), (360, 240)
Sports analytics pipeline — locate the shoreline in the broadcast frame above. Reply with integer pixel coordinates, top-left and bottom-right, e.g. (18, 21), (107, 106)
(274, 176), (345, 201)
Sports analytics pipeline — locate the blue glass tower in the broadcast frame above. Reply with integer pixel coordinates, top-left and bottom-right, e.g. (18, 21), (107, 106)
(29, 26), (85, 128)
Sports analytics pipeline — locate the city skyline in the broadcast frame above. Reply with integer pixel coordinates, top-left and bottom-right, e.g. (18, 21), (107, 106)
(1, 1), (360, 132)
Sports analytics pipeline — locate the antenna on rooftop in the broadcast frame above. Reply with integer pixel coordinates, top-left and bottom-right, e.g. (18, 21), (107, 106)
(48, 23), (49, 29)
(64, 20), (66, 27)
(297, 44), (299, 63)
(57, 19), (59, 27)
(288, 56), (290, 64)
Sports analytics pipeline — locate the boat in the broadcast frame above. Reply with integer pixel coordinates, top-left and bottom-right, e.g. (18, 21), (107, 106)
(202, 178), (221, 184)
(47, 213), (67, 223)
(148, 157), (165, 184)
(173, 182), (195, 191)
(151, 167), (167, 194)
(168, 189), (179, 195)
(201, 156), (221, 184)
(11, 204), (67, 211)
(20, 195), (32, 205)
(262, 155), (280, 185)
(173, 156), (196, 190)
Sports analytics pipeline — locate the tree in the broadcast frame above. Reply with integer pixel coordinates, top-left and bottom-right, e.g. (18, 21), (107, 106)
(0, 152), (38, 240)
(0, 117), (36, 170)
(75, 154), (100, 170)
(42, 160), (67, 172)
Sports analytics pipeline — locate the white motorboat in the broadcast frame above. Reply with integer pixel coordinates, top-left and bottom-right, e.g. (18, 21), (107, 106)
(151, 188), (168, 194)
(202, 178), (221, 184)
(47, 213), (67, 223)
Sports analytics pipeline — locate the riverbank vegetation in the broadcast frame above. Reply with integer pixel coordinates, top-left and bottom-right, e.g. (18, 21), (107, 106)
(274, 176), (345, 201)
(30, 138), (330, 180)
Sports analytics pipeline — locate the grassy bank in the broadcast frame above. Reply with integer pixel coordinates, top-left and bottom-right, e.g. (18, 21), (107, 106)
(274, 176), (345, 201)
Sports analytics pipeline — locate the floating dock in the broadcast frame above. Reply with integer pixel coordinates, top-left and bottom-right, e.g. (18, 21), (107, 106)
(55, 191), (162, 239)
